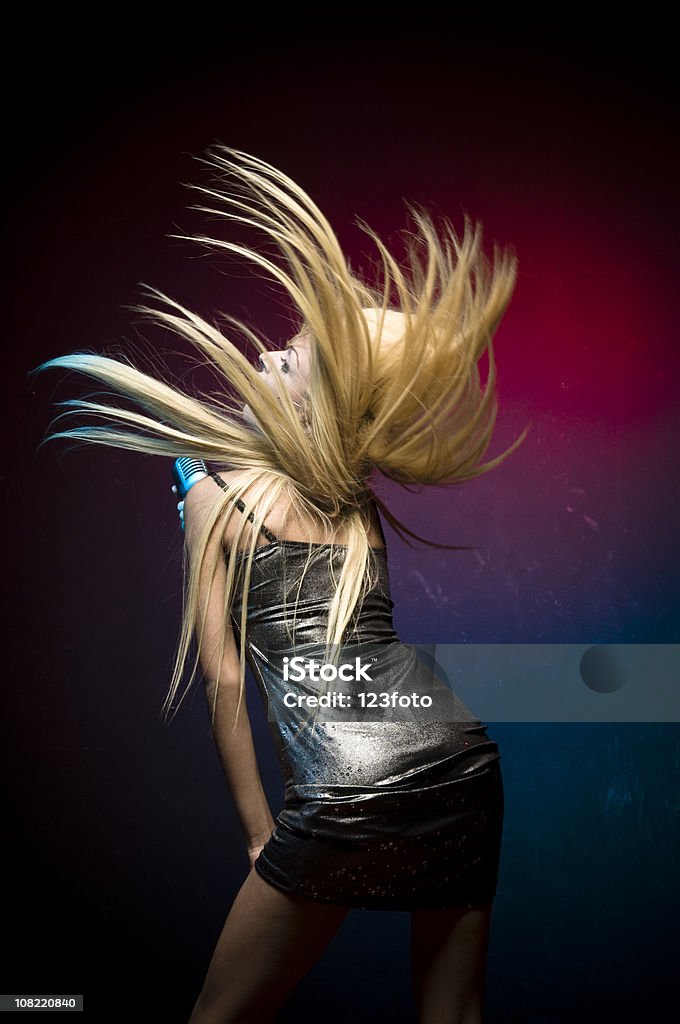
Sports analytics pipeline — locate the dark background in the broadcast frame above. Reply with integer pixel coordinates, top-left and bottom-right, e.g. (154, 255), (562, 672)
(4, 17), (679, 1023)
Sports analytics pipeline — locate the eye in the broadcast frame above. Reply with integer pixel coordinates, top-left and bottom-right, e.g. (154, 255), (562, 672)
(280, 356), (290, 374)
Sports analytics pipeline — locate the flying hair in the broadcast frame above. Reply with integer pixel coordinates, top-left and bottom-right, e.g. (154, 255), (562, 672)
(29, 144), (530, 732)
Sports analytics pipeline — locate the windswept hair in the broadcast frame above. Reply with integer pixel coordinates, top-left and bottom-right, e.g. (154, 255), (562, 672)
(29, 144), (529, 730)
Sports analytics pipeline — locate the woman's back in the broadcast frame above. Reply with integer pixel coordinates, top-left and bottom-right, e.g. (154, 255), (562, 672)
(213, 468), (388, 554)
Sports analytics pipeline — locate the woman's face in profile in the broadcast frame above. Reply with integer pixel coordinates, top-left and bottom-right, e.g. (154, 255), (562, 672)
(242, 332), (312, 428)
(241, 309), (404, 430)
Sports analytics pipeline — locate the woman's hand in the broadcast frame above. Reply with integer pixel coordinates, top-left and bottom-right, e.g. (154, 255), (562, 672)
(170, 484), (185, 530)
(246, 825), (275, 872)
(247, 843), (266, 872)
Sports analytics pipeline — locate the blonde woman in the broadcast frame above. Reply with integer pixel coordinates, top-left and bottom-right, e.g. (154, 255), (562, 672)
(32, 146), (529, 1024)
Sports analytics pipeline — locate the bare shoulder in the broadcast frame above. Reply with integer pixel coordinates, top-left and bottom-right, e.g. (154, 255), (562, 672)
(183, 469), (258, 551)
(184, 468), (242, 510)
(186, 468), (385, 549)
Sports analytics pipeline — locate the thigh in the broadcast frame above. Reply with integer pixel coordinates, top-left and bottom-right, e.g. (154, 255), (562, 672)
(410, 899), (494, 1024)
(190, 866), (351, 1024)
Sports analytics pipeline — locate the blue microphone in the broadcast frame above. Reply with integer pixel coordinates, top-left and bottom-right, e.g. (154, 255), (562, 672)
(172, 457), (209, 530)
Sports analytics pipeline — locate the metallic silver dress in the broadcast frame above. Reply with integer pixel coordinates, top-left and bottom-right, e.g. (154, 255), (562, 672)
(210, 473), (504, 911)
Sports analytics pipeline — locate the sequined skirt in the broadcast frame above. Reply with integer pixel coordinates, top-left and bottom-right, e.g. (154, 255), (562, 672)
(254, 758), (504, 911)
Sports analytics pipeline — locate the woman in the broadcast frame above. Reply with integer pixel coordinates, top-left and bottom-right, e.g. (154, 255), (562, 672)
(32, 146), (528, 1023)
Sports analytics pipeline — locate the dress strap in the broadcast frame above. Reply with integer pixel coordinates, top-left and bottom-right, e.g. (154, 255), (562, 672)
(208, 471), (279, 544)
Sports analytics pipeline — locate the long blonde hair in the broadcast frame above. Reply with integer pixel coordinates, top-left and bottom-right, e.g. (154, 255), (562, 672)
(29, 144), (530, 729)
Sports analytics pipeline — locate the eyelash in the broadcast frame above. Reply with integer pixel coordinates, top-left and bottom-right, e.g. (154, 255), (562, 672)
(256, 354), (291, 373)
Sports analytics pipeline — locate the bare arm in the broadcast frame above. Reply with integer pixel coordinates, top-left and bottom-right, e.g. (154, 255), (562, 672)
(183, 478), (275, 864)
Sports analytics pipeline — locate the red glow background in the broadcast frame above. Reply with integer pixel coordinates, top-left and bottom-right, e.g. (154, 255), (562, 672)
(12, 32), (679, 644)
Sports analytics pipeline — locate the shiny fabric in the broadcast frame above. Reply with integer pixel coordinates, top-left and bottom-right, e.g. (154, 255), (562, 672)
(229, 540), (504, 911)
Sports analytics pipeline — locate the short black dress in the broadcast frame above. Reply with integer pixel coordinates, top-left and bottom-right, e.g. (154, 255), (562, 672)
(209, 472), (504, 912)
